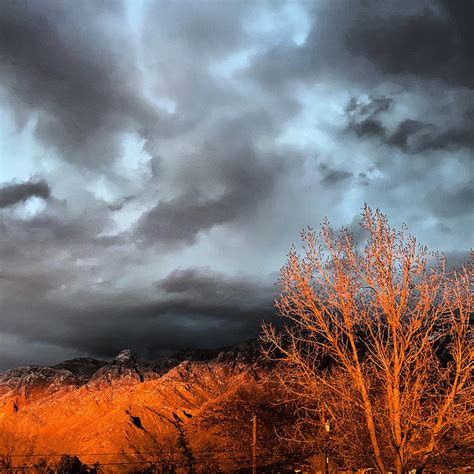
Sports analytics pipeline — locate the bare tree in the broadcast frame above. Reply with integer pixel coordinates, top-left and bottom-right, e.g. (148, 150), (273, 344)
(263, 205), (472, 473)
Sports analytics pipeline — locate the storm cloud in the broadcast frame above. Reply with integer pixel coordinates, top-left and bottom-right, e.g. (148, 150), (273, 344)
(0, 267), (275, 363)
(0, 0), (159, 169)
(0, 180), (50, 208)
(0, 0), (472, 369)
(346, 97), (474, 153)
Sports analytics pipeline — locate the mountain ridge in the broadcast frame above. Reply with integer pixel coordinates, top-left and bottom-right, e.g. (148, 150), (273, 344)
(0, 339), (295, 472)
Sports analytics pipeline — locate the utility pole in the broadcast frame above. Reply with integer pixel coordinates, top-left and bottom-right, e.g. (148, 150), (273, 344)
(252, 414), (257, 474)
(323, 418), (331, 474)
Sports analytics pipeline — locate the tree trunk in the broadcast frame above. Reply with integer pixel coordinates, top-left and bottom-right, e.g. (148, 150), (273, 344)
(395, 456), (403, 474)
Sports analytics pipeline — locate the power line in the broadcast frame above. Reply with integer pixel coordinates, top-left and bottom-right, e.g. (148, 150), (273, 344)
(3, 452), (305, 470)
(2, 449), (249, 458)
(1, 451), (305, 459)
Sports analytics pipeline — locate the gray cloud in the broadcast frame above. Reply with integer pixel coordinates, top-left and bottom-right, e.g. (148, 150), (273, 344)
(0, 0), (472, 370)
(2, 207), (109, 246)
(388, 120), (428, 151)
(107, 195), (135, 212)
(136, 110), (289, 246)
(349, 118), (386, 139)
(346, 96), (393, 117)
(345, 95), (392, 139)
(159, 266), (273, 305)
(346, 97), (474, 154)
(348, 0), (474, 88)
(0, 267), (275, 367)
(319, 164), (352, 185)
(0, 0), (158, 169)
(389, 120), (474, 153)
(0, 180), (50, 208)
(426, 182), (474, 219)
(135, 192), (242, 246)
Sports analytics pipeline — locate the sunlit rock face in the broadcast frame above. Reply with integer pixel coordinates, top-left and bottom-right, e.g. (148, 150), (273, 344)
(0, 340), (287, 472)
(0, 366), (78, 407)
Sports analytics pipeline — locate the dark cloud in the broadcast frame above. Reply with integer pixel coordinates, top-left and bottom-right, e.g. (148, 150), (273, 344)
(343, 214), (367, 248)
(107, 195), (135, 212)
(0, 0), (472, 370)
(389, 120), (474, 153)
(247, 0), (474, 95)
(144, 0), (250, 59)
(348, 0), (474, 87)
(3, 211), (106, 246)
(346, 97), (474, 153)
(388, 120), (428, 151)
(0, 192), (129, 306)
(0, 270), (59, 300)
(138, 0), (255, 136)
(0, 267), (275, 365)
(135, 192), (242, 246)
(345, 96), (393, 117)
(442, 250), (473, 271)
(136, 111), (288, 246)
(349, 118), (386, 139)
(0, 0), (158, 169)
(0, 180), (50, 208)
(345, 96), (392, 139)
(426, 183), (474, 219)
(159, 267), (273, 305)
(319, 164), (352, 185)
(416, 127), (474, 153)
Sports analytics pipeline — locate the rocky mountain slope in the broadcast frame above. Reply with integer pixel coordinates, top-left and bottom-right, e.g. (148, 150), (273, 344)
(0, 341), (298, 472)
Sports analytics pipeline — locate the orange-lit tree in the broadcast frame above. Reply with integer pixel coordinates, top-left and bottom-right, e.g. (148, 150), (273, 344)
(263, 206), (472, 473)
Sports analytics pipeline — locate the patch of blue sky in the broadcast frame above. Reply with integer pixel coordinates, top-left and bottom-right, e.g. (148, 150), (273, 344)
(0, 108), (55, 183)
(116, 131), (150, 176)
(124, 0), (146, 34)
(10, 196), (47, 219)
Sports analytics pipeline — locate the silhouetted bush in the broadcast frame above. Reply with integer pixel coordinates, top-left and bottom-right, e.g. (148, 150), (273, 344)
(56, 455), (98, 473)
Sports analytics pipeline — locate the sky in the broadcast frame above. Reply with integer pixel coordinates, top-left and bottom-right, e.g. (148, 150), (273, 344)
(0, 0), (472, 370)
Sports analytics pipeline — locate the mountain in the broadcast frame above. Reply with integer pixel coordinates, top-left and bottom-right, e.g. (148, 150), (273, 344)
(0, 341), (300, 472)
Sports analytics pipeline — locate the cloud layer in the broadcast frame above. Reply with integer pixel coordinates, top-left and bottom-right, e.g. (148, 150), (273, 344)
(0, 0), (472, 369)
